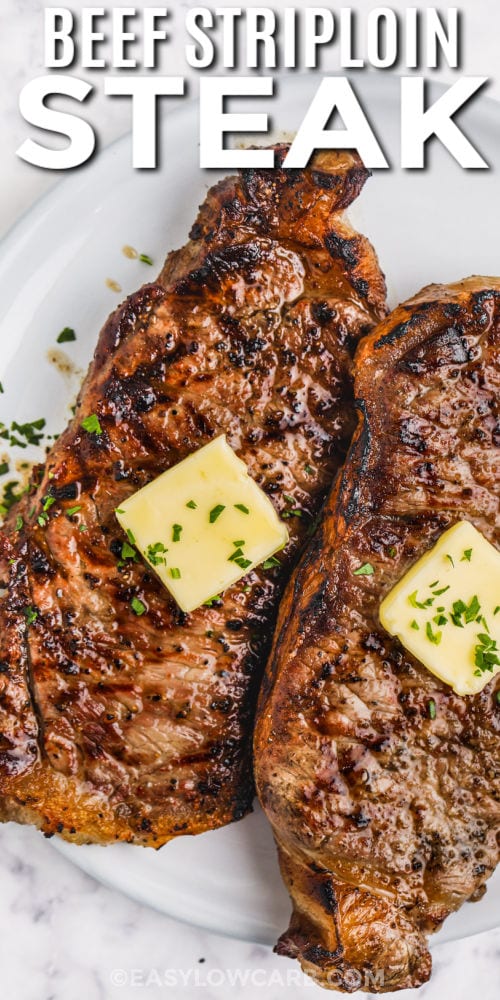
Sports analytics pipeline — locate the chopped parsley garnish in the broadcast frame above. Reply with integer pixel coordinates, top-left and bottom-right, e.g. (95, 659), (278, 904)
(433, 614), (448, 627)
(79, 524), (88, 532)
(0, 383), (3, 393)
(15, 515), (23, 531)
(209, 504), (225, 523)
(37, 513), (49, 528)
(57, 327), (76, 344)
(0, 480), (27, 516)
(388, 546), (397, 558)
(408, 590), (433, 609)
(353, 563), (375, 576)
(495, 607), (500, 616)
(139, 253), (154, 266)
(0, 417), (46, 449)
(126, 528), (136, 546)
(0, 461), (9, 476)
(411, 620), (420, 630)
(81, 413), (102, 435)
(234, 503), (249, 515)
(4, 435), (24, 449)
(115, 508), (125, 515)
(228, 548), (245, 562)
(24, 606), (38, 626)
(228, 538), (252, 569)
(146, 542), (167, 567)
(121, 541), (137, 561)
(446, 554), (455, 567)
(451, 595), (480, 627)
(262, 556), (280, 569)
(426, 622), (442, 645)
(461, 548), (473, 562)
(42, 495), (55, 512)
(432, 585), (450, 596)
(474, 633), (500, 675)
(170, 567), (181, 579)
(172, 523), (183, 542)
(305, 464), (314, 475)
(66, 505), (82, 517)
(131, 597), (146, 616)
(282, 494), (304, 517)
(186, 500), (197, 509)
(428, 699), (437, 720)
(14, 418), (46, 443)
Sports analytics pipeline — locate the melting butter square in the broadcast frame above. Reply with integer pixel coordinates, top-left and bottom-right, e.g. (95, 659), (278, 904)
(380, 521), (500, 696)
(116, 435), (288, 613)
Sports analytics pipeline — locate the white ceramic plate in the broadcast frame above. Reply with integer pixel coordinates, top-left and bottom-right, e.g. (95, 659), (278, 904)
(0, 74), (499, 946)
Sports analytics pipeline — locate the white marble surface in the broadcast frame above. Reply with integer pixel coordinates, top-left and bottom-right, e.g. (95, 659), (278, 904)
(1, 1), (500, 997)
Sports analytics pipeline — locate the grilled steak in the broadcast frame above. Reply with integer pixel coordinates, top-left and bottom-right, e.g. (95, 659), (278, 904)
(255, 278), (500, 992)
(0, 147), (387, 846)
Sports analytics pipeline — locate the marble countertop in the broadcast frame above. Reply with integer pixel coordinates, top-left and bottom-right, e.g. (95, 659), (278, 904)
(2, 820), (500, 1000)
(1, 2), (499, 997)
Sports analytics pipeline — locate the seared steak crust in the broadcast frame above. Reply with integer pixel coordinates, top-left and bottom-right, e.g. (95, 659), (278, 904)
(0, 147), (386, 845)
(255, 278), (500, 992)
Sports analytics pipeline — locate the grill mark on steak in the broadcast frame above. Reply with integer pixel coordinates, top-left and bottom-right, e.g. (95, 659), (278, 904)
(0, 146), (387, 845)
(255, 277), (500, 993)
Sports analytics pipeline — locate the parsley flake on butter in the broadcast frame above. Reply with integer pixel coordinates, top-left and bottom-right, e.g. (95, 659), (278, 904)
(209, 505), (225, 524)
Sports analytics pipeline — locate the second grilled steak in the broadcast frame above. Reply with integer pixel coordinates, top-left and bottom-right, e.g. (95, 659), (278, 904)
(0, 147), (387, 845)
(255, 278), (500, 992)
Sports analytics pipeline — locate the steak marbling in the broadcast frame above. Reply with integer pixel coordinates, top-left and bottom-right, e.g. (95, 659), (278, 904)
(255, 278), (500, 992)
(0, 147), (387, 845)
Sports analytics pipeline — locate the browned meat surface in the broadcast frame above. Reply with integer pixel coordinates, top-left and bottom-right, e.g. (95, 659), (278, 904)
(255, 278), (500, 992)
(0, 147), (387, 846)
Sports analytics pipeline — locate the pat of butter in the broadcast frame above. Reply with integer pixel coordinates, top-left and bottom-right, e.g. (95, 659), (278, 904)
(380, 521), (500, 696)
(116, 436), (289, 613)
